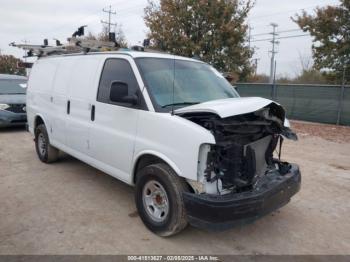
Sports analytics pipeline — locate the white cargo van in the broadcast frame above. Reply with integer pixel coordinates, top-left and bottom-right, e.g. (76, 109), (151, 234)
(27, 51), (301, 236)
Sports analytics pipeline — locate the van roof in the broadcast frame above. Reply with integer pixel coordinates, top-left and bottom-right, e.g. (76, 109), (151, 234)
(42, 50), (204, 63)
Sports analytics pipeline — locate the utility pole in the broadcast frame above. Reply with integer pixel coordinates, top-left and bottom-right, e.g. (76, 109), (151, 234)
(248, 25), (253, 49)
(269, 23), (279, 83)
(253, 58), (260, 75)
(336, 65), (347, 125)
(101, 5), (117, 34)
(272, 60), (277, 99)
(22, 39), (29, 62)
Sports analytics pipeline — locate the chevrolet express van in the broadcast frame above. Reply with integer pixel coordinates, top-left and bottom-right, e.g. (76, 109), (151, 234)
(26, 51), (301, 236)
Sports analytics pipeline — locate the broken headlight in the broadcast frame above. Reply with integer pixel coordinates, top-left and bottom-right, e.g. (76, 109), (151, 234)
(0, 104), (10, 111)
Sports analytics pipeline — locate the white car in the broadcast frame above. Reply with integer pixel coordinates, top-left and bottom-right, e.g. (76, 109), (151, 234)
(26, 51), (301, 236)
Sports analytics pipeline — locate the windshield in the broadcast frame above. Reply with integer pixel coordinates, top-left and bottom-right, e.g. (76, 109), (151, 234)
(0, 79), (27, 94)
(136, 58), (239, 111)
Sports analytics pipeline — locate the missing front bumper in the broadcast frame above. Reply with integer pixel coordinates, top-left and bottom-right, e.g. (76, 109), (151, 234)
(183, 164), (301, 230)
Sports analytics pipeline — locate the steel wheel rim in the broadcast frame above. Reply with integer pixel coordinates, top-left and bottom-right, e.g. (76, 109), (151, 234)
(38, 133), (46, 157)
(142, 180), (169, 223)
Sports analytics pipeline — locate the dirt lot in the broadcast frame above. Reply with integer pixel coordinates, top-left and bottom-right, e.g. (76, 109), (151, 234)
(0, 121), (349, 255)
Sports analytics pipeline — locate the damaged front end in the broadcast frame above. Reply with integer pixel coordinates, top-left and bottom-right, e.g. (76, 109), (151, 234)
(181, 102), (297, 194)
(177, 101), (301, 229)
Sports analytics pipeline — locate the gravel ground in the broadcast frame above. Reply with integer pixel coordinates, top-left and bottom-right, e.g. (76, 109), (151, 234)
(0, 122), (349, 255)
(291, 120), (350, 143)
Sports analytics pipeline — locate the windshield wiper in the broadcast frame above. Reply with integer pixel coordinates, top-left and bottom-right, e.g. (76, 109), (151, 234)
(161, 102), (200, 108)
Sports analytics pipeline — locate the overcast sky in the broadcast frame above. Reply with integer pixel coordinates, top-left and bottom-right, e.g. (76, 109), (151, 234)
(0, 0), (340, 77)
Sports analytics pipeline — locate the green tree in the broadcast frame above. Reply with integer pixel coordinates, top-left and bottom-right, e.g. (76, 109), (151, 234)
(144, 0), (254, 81)
(0, 55), (25, 76)
(293, 0), (350, 82)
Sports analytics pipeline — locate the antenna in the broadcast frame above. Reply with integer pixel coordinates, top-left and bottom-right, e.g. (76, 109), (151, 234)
(171, 54), (176, 116)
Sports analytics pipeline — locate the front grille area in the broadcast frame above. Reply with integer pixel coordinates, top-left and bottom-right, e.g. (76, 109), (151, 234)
(7, 104), (26, 113)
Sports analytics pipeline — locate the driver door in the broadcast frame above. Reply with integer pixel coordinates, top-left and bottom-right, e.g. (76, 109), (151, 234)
(89, 57), (144, 183)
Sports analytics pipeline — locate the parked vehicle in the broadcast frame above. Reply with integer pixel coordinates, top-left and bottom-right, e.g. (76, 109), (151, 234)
(0, 74), (27, 127)
(26, 51), (301, 236)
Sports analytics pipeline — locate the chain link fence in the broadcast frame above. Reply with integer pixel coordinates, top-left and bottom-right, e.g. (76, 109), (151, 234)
(235, 83), (350, 126)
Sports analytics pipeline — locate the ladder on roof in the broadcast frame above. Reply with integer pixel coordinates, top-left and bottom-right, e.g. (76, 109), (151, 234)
(10, 26), (121, 58)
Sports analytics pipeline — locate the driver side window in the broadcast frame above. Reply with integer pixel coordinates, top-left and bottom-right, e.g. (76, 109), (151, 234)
(97, 58), (144, 109)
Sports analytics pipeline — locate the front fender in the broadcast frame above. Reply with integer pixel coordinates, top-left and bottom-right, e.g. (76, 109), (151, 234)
(134, 111), (216, 181)
(132, 150), (183, 184)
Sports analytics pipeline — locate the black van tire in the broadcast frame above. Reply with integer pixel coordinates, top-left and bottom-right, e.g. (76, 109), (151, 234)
(135, 163), (190, 237)
(35, 124), (59, 163)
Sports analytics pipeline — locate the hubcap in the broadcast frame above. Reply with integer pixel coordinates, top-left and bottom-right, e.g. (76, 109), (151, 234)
(38, 133), (46, 157)
(142, 180), (169, 223)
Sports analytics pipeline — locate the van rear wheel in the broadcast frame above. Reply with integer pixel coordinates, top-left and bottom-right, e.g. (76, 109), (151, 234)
(35, 124), (59, 163)
(135, 163), (189, 237)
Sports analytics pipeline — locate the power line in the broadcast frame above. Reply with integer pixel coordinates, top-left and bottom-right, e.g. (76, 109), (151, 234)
(278, 29), (303, 34)
(251, 34), (309, 43)
(251, 28), (302, 37)
(248, 2), (339, 21)
(276, 34), (310, 40)
(114, 3), (145, 16)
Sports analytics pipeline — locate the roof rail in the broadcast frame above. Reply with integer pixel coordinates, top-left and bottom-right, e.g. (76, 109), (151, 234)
(9, 25), (120, 58)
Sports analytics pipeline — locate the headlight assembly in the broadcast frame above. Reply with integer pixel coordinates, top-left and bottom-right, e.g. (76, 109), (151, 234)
(0, 104), (10, 111)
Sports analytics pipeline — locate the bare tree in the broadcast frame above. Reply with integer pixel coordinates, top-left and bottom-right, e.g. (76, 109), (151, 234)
(298, 52), (312, 72)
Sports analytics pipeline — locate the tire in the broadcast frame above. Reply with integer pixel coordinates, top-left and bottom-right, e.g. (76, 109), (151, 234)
(35, 124), (59, 163)
(135, 163), (190, 237)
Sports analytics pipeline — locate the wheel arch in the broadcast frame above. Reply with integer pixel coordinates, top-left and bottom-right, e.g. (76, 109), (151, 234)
(132, 151), (183, 185)
(34, 114), (47, 130)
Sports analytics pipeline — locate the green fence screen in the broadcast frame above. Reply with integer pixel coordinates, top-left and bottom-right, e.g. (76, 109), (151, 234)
(235, 83), (350, 126)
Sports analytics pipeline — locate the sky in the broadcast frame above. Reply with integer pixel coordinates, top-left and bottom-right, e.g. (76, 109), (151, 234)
(0, 0), (340, 77)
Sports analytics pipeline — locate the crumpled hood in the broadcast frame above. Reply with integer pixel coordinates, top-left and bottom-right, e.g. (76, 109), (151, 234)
(175, 97), (283, 119)
(0, 94), (26, 104)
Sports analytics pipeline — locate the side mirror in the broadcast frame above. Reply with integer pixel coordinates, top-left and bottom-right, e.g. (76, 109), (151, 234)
(110, 81), (138, 105)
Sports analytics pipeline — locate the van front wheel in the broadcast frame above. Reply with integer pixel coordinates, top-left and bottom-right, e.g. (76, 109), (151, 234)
(35, 124), (59, 163)
(135, 163), (189, 237)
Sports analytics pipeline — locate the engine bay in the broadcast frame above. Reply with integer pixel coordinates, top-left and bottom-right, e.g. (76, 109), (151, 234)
(179, 103), (298, 194)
